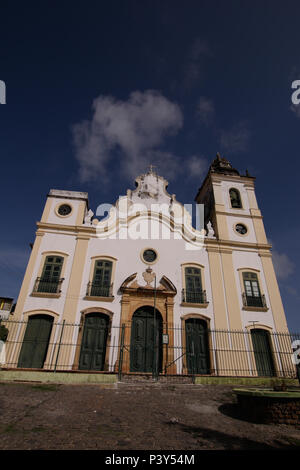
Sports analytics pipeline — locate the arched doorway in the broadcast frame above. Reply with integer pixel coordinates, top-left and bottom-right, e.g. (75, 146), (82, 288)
(79, 313), (109, 371)
(18, 314), (54, 369)
(185, 318), (210, 374)
(251, 328), (275, 376)
(130, 306), (163, 373)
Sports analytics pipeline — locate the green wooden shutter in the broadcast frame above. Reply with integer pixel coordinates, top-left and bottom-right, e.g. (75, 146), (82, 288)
(251, 329), (275, 376)
(91, 260), (112, 296)
(79, 314), (109, 371)
(185, 319), (210, 374)
(130, 307), (162, 373)
(243, 272), (263, 307)
(185, 267), (203, 303)
(18, 315), (53, 369)
(38, 256), (63, 293)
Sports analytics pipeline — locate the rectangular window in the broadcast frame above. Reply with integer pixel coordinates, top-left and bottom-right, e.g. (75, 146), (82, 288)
(37, 256), (63, 293)
(243, 272), (264, 307)
(184, 267), (205, 303)
(90, 260), (112, 297)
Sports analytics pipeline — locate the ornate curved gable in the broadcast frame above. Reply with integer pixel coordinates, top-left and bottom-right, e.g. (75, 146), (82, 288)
(120, 270), (176, 296)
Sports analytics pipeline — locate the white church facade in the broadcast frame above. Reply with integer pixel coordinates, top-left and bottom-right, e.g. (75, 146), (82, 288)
(5, 154), (293, 377)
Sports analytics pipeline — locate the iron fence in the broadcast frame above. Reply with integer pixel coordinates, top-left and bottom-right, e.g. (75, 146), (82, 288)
(33, 277), (64, 294)
(242, 292), (267, 308)
(86, 282), (113, 298)
(0, 319), (121, 372)
(182, 289), (207, 304)
(0, 318), (299, 381)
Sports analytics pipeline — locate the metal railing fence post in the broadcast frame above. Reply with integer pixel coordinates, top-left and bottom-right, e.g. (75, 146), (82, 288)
(153, 274), (159, 380)
(118, 324), (125, 381)
(54, 320), (65, 372)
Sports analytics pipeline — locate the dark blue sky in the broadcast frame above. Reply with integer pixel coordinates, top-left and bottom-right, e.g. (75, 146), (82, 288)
(0, 0), (299, 330)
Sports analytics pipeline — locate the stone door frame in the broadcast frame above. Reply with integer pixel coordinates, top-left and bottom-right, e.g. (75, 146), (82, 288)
(119, 273), (177, 374)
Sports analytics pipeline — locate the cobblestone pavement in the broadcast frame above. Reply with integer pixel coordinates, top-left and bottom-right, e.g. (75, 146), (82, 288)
(0, 381), (300, 450)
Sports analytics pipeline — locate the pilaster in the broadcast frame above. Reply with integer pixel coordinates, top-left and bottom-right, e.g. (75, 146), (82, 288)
(61, 235), (90, 323)
(13, 231), (44, 320)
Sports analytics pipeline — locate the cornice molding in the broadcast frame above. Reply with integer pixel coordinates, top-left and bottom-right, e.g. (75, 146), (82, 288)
(36, 222), (272, 253)
(205, 238), (272, 252)
(210, 173), (256, 185)
(258, 251), (273, 258)
(215, 209), (263, 219)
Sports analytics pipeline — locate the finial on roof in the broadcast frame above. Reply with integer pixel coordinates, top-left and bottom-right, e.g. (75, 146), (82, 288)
(209, 152), (240, 176)
(147, 164), (157, 174)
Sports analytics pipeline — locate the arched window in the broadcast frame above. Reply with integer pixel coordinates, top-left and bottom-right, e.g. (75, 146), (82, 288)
(229, 188), (242, 209)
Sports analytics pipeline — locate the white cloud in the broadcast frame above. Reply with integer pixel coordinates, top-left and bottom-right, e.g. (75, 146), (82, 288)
(0, 247), (30, 298)
(186, 155), (208, 178)
(73, 90), (183, 183)
(285, 286), (300, 299)
(195, 98), (252, 157)
(219, 122), (251, 154)
(196, 97), (215, 125)
(72, 89), (207, 184)
(290, 103), (300, 118)
(183, 38), (211, 90)
(272, 249), (295, 280)
(0, 247), (30, 271)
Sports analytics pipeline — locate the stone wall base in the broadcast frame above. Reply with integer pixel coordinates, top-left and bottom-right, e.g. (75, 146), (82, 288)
(236, 394), (300, 424)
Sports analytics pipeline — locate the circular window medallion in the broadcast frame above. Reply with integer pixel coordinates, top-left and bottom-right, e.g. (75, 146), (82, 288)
(142, 248), (157, 264)
(235, 223), (248, 235)
(58, 204), (72, 217)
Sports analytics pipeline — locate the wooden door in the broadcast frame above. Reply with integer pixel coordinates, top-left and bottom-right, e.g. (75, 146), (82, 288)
(18, 315), (53, 369)
(79, 313), (109, 371)
(185, 318), (210, 374)
(130, 307), (162, 373)
(251, 329), (275, 376)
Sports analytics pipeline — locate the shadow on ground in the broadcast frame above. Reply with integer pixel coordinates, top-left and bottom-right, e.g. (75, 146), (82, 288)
(218, 403), (256, 422)
(167, 420), (300, 450)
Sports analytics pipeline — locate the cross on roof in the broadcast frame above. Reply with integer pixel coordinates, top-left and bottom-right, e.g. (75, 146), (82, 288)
(147, 164), (157, 174)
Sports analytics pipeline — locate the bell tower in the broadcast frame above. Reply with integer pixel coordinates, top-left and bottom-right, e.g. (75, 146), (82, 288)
(195, 153), (289, 334)
(195, 153), (267, 245)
